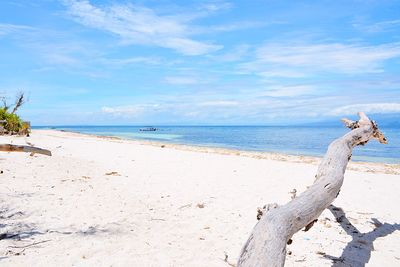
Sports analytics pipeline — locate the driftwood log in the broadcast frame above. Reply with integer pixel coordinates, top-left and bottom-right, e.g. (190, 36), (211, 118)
(237, 112), (387, 267)
(0, 144), (52, 156)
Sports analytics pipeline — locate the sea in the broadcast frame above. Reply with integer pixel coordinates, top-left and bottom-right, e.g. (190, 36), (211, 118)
(33, 125), (399, 164)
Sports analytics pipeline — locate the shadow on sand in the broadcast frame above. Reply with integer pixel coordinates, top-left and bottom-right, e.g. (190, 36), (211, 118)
(0, 206), (46, 261)
(1, 206), (117, 261)
(324, 204), (400, 267)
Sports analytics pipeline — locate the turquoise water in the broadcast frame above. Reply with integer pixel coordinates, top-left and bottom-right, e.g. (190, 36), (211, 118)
(34, 125), (400, 164)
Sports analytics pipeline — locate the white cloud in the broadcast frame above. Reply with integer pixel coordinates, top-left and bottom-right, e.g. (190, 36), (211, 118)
(101, 105), (144, 117)
(209, 21), (266, 33)
(164, 76), (199, 85)
(0, 23), (35, 36)
(63, 0), (222, 55)
(101, 103), (168, 118)
(329, 103), (400, 116)
(200, 2), (233, 13)
(0, 22), (97, 69)
(258, 70), (306, 78)
(353, 19), (400, 33)
(260, 85), (315, 97)
(240, 42), (400, 77)
(212, 44), (251, 62)
(45, 53), (80, 65)
(198, 100), (238, 107)
(101, 56), (162, 66)
(97, 92), (336, 123)
(161, 37), (221, 56)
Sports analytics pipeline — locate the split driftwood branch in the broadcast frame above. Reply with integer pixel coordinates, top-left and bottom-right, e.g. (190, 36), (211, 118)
(0, 144), (52, 156)
(237, 112), (387, 267)
(11, 92), (25, 115)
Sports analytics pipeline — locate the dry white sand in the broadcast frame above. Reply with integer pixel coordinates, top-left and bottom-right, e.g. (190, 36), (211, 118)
(0, 129), (399, 266)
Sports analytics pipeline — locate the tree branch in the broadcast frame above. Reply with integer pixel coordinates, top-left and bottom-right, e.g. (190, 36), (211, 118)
(0, 144), (52, 156)
(237, 112), (387, 267)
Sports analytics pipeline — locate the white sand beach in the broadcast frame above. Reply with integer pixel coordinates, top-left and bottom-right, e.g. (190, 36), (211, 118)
(0, 130), (399, 266)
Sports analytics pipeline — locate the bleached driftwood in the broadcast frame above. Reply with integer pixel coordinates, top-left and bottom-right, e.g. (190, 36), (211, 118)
(237, 112), (387, 267)
(0, 144), (52, 156)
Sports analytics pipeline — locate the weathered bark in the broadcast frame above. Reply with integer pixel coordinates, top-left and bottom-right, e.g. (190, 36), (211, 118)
(237, 112), (387, 267)
(0, 144), (52, 156)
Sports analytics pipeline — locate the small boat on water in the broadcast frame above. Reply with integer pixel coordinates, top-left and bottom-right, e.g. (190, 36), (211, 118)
(140, 127), (157, 131)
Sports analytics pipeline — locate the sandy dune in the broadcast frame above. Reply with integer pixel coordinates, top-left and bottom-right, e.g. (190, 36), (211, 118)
(0, 130), (399, 266)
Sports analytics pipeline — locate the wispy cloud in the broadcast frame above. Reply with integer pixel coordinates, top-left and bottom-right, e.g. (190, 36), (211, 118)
(0, 23), (35, 36)
(198, 100), (238, 107)
(212, 44), (251, 62)
(329, 103), (400, 115)
(164, 76), (199, 85)
(100, 57), (162, 67)
(0, 23), (96, 68)
(44, 53), (81, 65)
(353, 19), (400, 33)
(207, 21), (267, 33)
(2, 23), (167, 72)
(199, 2), (233, 13)
(63, 0), (223, 55)
(101, 105), (145, 117)
(240, 42), (400, 77)
(258, 70), (306, 78)
(260, 85), (315, 97)
(97, 91), (341, 124)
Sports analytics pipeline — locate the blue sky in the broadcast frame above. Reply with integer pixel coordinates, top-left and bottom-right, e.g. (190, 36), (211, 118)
(0, 0), (399, 125)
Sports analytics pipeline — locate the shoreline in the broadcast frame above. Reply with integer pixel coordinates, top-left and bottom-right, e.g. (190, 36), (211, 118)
(36, 129), (399, 175)
(1, 128), (399, 266)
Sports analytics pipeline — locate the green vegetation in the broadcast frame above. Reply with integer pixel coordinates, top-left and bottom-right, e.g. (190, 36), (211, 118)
(0, 93), (30, 135)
